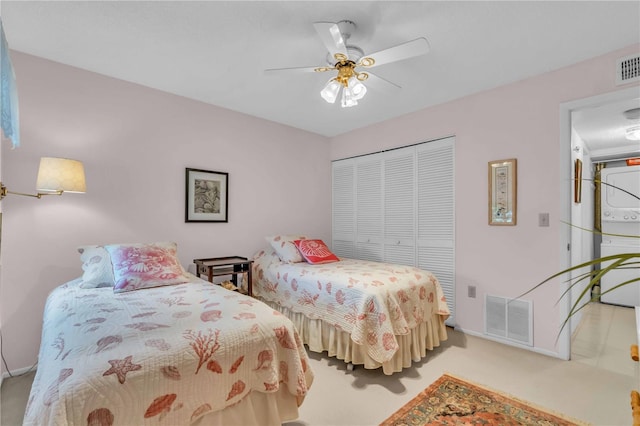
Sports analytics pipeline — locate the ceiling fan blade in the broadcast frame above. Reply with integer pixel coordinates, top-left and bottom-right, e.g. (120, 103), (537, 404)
(359, 37), (430, 68)
(313, 22), (348, 62)
(361, 72), (401, 95)
(264, 65), (332, 75)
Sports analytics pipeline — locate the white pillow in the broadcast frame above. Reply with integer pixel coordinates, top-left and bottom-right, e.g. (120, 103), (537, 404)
(77, 245), (115, 288)
(265, 235), (307, 263)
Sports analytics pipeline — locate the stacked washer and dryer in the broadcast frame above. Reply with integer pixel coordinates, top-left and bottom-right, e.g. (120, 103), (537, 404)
(599, 164), (640, 307)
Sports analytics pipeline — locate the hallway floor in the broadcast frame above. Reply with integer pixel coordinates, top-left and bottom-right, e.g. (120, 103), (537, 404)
(571, 302), (637, 378)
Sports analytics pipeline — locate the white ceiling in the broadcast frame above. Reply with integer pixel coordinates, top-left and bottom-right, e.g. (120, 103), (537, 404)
(572, 97), (640, 160)
(1, 1), (640, 140)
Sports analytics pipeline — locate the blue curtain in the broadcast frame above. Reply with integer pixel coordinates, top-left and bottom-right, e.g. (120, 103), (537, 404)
(1, 18), (20, 148)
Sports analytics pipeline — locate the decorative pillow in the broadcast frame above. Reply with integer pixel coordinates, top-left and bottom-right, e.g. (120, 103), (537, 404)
(77, 245), (115, 288)
(252, 248), (279, 263)
(293, 239), (340, 264)
(265, 235), (307, 263)
(104, 242), (190, 293)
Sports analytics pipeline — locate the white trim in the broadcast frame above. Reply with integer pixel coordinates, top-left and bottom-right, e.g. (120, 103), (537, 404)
(558, 85), (640, 360)
(558, 102), (573, 360)
(1, 364), (37, 379)
(455, 326), (560, 359)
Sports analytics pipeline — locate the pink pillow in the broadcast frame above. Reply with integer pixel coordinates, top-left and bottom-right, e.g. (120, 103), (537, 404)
(293, 239), (340, 264)
(105, 242), (189, 293)
(265, 235), (307, 263)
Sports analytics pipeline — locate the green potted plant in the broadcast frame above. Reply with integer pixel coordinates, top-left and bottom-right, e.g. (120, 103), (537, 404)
(523, 178), (640, 332)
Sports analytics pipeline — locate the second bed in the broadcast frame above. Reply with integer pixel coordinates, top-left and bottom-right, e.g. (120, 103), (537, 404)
(252, 242), (450, 375)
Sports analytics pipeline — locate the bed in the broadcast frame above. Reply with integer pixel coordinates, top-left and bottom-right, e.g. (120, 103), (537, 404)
(252, 236), (450, 375)
(23, 242), (313, 426)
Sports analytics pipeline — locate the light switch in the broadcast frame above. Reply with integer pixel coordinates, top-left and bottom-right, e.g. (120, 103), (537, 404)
(468, 285), (476, 298)
(539, 213), (549, 227)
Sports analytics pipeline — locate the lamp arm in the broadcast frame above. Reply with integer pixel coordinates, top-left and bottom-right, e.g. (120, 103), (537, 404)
(0, 183), (62, 200)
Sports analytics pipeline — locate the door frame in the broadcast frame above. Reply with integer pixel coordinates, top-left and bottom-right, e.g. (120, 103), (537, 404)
(558, 85), (640, 360)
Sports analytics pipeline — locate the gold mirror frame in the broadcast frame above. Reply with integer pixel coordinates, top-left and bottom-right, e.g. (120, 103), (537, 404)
(488, 158), (517, 226)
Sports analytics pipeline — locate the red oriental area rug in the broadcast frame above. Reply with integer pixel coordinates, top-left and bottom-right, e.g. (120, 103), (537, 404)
(380, 373), (589, 426)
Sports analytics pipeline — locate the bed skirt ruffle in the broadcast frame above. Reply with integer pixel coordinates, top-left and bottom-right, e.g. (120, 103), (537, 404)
(260, 301), (448, 375)
(193, 386), (301, 426)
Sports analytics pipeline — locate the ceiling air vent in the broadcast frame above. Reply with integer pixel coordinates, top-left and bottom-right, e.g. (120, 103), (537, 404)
(616, 54), (640, 85)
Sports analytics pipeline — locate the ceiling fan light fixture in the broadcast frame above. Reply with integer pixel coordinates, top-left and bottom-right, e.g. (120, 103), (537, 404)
(348, 76), (367, 101)
(321, 79), (341, 104)
(626, 125), (640, 141)
(341, 87), (358, 108)
(268, 20), (430, 110)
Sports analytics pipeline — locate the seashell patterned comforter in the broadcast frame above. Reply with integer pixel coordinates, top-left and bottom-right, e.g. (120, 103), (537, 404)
(23, 275), (313, 425)
(252, 249), (450, 365)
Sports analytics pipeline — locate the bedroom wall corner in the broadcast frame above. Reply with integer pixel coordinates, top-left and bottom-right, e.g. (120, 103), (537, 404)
(329, 43), (640, 356)
(0, 51), (332, 372)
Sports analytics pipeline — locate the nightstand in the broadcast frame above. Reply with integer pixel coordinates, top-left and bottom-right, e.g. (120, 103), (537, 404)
(193, 256), (253, 297)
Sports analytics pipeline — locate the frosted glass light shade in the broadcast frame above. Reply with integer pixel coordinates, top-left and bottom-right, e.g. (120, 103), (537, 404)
(347, 76), (367, 101)
(320, 79), (341, 104)
(36, 157), (86, 193)
(341, 87), (358, 108)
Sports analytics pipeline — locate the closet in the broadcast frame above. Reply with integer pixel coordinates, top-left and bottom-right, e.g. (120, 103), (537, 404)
(331, 136), (456, 324)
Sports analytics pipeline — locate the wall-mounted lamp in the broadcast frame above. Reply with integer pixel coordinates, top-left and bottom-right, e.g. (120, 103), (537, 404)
(0, 157), (86, 200)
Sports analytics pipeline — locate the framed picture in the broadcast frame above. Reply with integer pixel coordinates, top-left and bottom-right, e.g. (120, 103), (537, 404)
(574, 158), (582, 204)
(488, 158), (517, 226)
(185, 168), (228, 222)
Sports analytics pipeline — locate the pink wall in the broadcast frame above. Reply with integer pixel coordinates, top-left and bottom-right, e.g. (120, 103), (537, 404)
(331, 43), (640, 353)
(2, 44), (639, 371)
(0, 52), (331, 371)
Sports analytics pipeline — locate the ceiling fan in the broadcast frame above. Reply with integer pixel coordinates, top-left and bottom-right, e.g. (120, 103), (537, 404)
(264, 20), (430, 108)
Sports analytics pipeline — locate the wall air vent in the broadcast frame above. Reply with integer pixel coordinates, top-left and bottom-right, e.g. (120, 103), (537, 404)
(485, 295), (533, 346)
(616, 54), (640, 85)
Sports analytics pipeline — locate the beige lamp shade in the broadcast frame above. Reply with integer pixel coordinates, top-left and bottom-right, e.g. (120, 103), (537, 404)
(36, 157), (86, 193)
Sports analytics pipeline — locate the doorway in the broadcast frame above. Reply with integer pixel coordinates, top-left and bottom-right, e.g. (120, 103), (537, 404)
(559, 85), (640, 360)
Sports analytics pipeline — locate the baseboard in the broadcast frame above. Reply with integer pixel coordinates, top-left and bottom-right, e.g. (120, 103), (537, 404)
(454, 326), (565, 359)
(2, 364), (37, 379)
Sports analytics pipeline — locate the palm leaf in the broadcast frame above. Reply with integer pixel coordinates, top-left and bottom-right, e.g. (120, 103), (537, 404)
(522, 252), (640, 337)
(517, 178), (639, 337)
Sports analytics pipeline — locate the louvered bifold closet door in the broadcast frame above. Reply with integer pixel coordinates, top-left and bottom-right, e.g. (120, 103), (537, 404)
(355, 154), (383, 261)
(416, 137), (456, 325)
(332, 137), (456, 324)
(384, 147), (415, 266)
(332, 159), (356, 258)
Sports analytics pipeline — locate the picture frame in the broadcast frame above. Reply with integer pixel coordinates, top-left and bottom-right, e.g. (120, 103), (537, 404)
(488, 158), (517, 226)
(185, 168), (228, 223)
(574, 158), (582, 204)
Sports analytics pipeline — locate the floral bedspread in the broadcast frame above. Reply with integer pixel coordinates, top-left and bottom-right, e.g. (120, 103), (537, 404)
(253, 250), (450, 363)
(23, 275), (313, 425)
